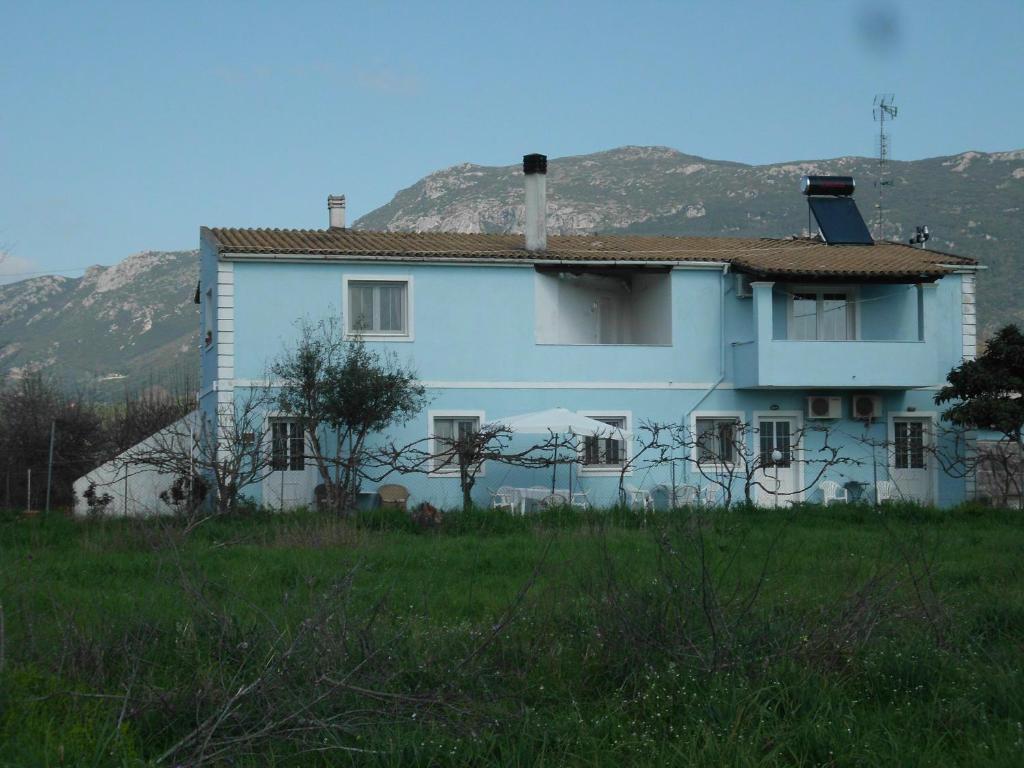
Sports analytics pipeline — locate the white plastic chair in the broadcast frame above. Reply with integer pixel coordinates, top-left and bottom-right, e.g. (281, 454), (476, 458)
(527, 486), (549, 514)
(570, 489), (591, 510)
(819, 480), (849, 506)
(490, 486), (518, 514)
(676, 484), (704, 507)
(623, 484), (654, 512)
(875, 480), (899, 505)
(700, 485), (721, 508)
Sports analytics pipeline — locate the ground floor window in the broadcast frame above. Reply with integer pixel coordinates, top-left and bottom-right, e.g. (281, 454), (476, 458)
(431, 414), (481, 472)
(695, 416), (740, 464)
(581, 415), (628, 470)
(270, 418), (304, 471)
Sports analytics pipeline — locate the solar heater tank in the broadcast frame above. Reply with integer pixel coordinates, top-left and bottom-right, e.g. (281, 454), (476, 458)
(800, 176), (856, 197)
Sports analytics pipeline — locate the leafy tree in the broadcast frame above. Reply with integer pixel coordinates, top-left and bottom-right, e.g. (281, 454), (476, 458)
(272, 317), (427, 511)
(935, 324), (1024, 441)
(935, 323), (1024, 507)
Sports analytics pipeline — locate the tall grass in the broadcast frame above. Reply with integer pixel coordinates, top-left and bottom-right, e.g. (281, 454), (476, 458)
(1, 505), (1022, 766)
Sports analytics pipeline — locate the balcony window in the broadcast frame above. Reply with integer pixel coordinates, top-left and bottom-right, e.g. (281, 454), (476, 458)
(788, 289), (856, 340)
(535, 268), (671, 345)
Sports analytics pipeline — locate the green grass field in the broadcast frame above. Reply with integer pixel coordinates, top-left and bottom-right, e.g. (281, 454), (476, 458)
(1, 505), (1022, 766)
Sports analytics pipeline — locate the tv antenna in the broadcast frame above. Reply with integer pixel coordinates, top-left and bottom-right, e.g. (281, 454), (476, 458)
(873, 93), (898, 240)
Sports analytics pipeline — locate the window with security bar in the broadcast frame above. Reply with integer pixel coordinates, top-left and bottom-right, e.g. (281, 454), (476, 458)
(582, 416), (627, 468)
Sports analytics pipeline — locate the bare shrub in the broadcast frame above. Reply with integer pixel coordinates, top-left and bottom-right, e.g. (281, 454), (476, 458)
(572, 510), (952, 683)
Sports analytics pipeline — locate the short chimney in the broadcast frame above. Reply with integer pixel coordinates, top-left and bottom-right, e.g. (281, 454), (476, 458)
(523, 153), (547, 251)
(327, 194), (346, 229)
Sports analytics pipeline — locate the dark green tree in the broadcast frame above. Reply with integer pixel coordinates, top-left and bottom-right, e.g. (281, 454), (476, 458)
(935, 324), (1024, 507)
(935, 324), (1024, 441)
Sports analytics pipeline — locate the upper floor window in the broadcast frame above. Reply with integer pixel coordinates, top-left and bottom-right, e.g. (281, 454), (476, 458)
(345, 277), (412, 339)
(270, 418), (304, 471)
(789, 288), (856, 340)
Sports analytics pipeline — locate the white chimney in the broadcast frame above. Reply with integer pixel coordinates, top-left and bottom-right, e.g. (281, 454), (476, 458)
(327, 194), (346, 229)
(523, 154), (547, 251)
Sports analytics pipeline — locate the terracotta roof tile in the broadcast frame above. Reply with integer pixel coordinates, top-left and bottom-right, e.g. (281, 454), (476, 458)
(203, 227), (976, 279)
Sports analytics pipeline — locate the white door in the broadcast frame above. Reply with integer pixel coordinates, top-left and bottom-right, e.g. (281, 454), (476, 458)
(265, 474), (304, 510)
(263, 418), (314, 510)
(755, 418), (799, 507)
(891, 418), (933, 504)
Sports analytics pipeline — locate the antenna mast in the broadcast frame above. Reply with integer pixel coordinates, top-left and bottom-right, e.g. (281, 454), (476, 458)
(872, 93), (898, 240)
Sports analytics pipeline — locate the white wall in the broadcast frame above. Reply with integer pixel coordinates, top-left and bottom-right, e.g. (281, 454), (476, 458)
(72, 411), (199, 517)
(630, 272), (672, 344)
(535, 270), (671, 345)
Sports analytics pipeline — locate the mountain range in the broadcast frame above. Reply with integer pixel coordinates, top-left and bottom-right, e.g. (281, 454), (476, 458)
(2, 146), (1021, 395)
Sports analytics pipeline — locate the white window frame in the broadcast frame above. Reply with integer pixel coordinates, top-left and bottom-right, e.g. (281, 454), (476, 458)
(578, 410), (633, 476)
(785, 284), (860, 341)
(342, 274), (414, 341)
(428, 410), (486, 477)
(689, 411), (746, 468)
(266, 414), (306, 473)
(887, 411), (939, 502)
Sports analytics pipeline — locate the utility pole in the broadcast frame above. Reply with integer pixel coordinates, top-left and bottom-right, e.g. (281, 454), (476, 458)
(45, 419), (55, 514)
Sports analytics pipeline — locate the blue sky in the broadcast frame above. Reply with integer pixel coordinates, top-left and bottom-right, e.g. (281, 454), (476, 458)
(1, 0), (1021, 280)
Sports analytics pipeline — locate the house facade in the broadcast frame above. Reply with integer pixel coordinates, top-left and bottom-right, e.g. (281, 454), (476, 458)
(197, 156), (980, 510)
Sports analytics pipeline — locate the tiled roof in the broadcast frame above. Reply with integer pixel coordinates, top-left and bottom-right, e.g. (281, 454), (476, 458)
(204, 227), (976, 279)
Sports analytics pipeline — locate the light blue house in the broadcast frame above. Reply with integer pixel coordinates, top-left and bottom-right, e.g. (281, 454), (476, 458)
(197, 155), (981, 510)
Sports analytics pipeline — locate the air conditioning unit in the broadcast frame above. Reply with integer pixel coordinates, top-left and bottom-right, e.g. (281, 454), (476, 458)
(851, 393), (883, 421)
(735, 273), (753, 298)
(806, 395), (842, 419)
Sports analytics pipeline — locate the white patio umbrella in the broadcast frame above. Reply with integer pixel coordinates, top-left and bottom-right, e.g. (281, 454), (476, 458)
(486, 408), (632, 495)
